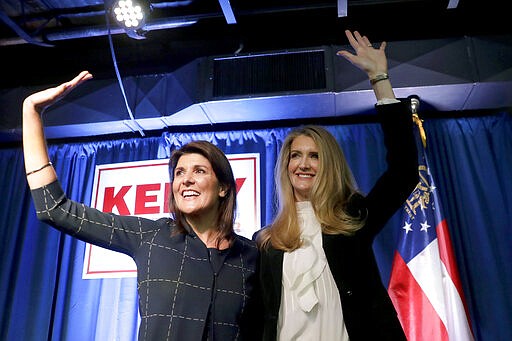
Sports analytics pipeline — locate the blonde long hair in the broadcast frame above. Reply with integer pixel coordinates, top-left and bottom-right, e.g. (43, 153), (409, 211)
(258, 125), (366, 251)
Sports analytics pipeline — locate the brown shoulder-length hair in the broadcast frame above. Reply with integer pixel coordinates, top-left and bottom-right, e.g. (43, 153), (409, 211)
(168, 140), (237, 246)
(257, 125), (366, 252)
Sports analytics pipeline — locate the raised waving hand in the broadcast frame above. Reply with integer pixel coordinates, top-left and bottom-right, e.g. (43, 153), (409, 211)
(23, 71), (93, 189)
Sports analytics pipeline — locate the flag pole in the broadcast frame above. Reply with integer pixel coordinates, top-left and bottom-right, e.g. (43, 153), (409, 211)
(409, 96), (427, 148)
(389, 95), (475, 340)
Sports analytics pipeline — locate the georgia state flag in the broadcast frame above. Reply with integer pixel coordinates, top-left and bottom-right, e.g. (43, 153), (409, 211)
(388, 149), (474, 341)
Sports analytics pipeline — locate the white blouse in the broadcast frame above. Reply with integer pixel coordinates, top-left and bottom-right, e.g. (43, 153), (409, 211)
(278, 201), (350, 341)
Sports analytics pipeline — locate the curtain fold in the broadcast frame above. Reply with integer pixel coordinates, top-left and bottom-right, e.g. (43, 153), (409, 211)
(425, 112), (512, 340)
(1, 112), (511, 340)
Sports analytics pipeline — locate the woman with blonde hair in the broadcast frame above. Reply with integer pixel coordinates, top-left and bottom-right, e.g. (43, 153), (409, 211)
(256, 30), (418, 340)
(263, 125), (365, 252)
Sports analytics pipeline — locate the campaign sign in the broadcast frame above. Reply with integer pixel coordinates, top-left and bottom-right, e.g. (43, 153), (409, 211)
(82, 154), (260, 279)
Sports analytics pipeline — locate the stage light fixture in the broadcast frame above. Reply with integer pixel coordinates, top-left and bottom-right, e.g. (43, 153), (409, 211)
(112, 0), (148, 31)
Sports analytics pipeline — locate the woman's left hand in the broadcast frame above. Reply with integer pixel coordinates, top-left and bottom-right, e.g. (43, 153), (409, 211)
(336, 30), (388, 79)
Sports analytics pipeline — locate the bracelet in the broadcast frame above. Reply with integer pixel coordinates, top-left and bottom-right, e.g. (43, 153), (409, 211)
(26, 162), (53, 176)
(369, 73), (389, 85)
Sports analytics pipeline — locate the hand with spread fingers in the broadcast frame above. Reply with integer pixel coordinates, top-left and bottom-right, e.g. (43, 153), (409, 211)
(337, 30), (394, 100)
(336, 30), (388, 79)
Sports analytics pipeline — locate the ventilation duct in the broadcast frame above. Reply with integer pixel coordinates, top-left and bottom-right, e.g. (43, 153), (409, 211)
(1, 34), (511, 143)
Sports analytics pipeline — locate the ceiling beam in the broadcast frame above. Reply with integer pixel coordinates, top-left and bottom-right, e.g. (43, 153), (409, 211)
(0, 9), (53, 47)
(337, 0), (348, 17)
(217, 0), (237, 24)
(447, 0), (460, 9)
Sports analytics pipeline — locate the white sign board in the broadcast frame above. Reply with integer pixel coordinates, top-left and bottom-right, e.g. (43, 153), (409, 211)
(82, 154), (260, 279)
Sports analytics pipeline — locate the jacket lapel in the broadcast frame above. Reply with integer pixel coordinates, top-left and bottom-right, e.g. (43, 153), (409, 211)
(267, 247), (284, 299)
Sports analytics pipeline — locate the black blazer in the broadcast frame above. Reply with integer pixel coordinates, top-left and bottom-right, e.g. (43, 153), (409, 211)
(257, 101), (418, 341)
(31, 180), (263, 341)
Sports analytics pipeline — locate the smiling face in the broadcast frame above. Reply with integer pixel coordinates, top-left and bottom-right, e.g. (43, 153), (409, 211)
(172, 153), (226, 222)
(287, 135), (319, 201)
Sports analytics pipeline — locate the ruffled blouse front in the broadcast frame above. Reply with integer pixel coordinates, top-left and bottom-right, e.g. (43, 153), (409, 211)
(278, 201), (349, 340)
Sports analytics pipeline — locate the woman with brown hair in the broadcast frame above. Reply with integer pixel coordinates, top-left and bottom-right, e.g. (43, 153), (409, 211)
(22, 72), (262, 340)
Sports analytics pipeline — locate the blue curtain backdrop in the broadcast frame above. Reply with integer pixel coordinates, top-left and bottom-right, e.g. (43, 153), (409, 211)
(1, 112), (511, 340)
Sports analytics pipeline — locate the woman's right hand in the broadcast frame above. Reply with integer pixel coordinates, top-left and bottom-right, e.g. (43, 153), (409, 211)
(23, 71), (92, 189)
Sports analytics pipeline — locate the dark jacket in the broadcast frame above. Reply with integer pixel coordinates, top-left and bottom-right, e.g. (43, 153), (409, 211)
(257, 101), (418, 341)
(31, 181), (263, 341)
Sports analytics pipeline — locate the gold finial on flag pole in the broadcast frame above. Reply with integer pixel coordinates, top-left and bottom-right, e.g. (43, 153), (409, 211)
(410, 96), (427, 148)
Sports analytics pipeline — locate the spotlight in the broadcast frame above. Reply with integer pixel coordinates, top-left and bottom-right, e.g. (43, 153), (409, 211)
(112, 0), (150, 38)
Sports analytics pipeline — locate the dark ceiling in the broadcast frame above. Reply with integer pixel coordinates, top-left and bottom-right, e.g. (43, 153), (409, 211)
(1, 0), (510, 90)
(1, 0), (511, 144)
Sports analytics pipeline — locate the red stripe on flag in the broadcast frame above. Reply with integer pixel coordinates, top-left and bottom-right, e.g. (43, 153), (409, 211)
(388, 251), (449, 341)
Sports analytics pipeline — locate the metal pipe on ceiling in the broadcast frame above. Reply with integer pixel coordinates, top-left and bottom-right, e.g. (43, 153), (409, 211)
(0, 2), (337, 46)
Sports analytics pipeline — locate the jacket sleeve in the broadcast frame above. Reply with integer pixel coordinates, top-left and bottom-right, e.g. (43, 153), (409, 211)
(359, 100), (419, 241)
(31, 179), (161, 256)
